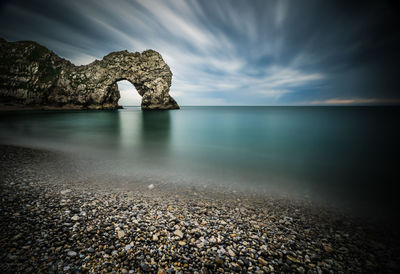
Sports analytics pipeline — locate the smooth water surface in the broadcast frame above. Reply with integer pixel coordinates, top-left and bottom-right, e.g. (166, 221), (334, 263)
(1, 106), (399, 217)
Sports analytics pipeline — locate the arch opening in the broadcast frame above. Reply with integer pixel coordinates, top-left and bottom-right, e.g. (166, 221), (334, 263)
(116, 80), (142, 107)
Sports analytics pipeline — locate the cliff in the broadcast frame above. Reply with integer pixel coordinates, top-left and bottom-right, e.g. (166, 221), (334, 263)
(0, 38), (179, 110)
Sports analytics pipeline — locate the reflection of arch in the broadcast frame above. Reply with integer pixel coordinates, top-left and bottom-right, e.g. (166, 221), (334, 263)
(115, 110), (172, 162)
(141, 110), (171, 144)
(140, 111), (172, 161)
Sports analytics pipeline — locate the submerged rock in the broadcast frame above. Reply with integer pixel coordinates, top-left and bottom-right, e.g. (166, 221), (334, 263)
(0, 38), (179, 110)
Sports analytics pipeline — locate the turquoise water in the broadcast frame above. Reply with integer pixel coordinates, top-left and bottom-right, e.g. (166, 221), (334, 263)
(1, 106), (399, 217)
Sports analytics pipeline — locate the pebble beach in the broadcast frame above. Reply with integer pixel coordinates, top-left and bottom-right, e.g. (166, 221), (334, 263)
(1, 145), (399, 273)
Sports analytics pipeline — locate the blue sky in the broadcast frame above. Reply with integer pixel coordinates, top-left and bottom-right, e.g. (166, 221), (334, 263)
(0, 0), (399, 106)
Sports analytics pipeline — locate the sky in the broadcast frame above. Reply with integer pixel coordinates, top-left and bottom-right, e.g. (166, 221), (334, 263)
(0, 0), (399, 106)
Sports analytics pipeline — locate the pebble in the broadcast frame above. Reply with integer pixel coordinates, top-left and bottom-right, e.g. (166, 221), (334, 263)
(60, 189), (71, 195)
(339, 246), (349, 254)
(117, 230), (125, 239)
(0, 145), (398, 273)
(67, 251), (77, 257)
(258, 257), (267, 265)
(287, 255), (300, 263)
(174, 229), (183, 238)
(140, 262), (152, 272)
(124, 245), (131, 251)
(215, 257), (224, 265)
(71, 215), (79, 221)
(323, 244), (334, 253)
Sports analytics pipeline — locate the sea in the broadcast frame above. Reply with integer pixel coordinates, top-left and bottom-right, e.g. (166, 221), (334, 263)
(1, 106), (399, 220)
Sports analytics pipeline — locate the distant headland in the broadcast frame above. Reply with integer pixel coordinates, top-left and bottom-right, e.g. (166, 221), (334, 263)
(0, 38), (179, 110)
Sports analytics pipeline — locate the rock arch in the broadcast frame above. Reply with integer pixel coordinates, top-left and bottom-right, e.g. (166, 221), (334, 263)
(0, 38), (179, 110)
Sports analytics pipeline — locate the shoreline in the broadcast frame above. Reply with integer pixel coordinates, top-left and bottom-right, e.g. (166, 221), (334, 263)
(0, 104), (124, 111)
(1, 144), (399, 273)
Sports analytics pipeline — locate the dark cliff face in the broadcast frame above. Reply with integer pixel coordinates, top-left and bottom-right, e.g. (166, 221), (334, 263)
(0, 38), (179, 110)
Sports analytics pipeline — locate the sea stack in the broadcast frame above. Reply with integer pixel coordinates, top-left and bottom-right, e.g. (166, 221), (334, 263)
(0, 38), (179, 110)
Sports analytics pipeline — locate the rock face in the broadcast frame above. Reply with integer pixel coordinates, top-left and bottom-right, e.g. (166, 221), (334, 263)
(0, 38), (179, 110)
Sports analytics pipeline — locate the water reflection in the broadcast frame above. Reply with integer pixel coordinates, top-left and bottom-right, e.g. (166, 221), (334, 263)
(1, 107), (399, 221)
(113, 109), (172, 165)
(139, 111), (171, 161)
(116, 109), (142, 150)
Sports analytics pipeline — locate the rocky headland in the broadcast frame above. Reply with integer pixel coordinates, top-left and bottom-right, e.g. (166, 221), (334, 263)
(0, 38), (179, 110)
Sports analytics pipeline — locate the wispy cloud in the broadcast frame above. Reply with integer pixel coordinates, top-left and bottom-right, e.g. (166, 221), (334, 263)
(309, 98), (400, 105)
(0, 0), (398, 105)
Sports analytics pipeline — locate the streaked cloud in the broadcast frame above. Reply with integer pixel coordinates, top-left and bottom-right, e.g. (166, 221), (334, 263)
(309, 98), (400, 106)
(0, 0), (398, 105)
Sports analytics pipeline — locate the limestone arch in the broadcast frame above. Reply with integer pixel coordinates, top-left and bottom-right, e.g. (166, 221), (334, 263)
(91, 50), (179, 110)
(0, 38), (180, 110)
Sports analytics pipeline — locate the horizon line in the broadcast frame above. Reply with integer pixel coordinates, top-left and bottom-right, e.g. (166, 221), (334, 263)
(121, 104), (400, 107)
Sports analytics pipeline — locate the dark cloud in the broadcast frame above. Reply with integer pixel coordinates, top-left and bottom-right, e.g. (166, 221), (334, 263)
(0, 0), (399, 105)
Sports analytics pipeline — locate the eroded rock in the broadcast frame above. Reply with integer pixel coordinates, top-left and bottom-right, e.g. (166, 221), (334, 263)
(0, 38), (179, 110)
